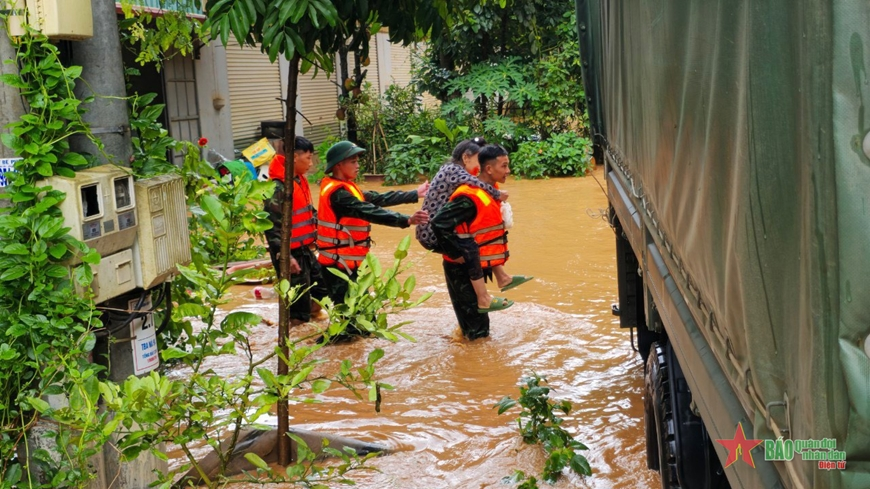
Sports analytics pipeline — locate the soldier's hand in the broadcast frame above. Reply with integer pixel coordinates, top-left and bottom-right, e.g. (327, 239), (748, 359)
(416, 180), (430, 198)
(498, 189), (509, 202)
(408, 210), (429, 225)
(290, 257), (302, 275)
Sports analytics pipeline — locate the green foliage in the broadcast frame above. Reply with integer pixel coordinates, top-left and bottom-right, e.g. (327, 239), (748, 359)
(312, 134), (340, 183)
(502, 470), (541, 489)
(523, 11), (587, 137)
(118, 0), (204, 68)
(340, 81), (442, 178)
(340, 83), (387, 174)
(319, 235), (432, 345)
(412, 2), (587, 145)
(109, 233), (426, 488)
(511, 132), (592, 179)
(382, 118), (467, 185)
(496, 374), (591, 485)
(105, 149), (428, 488)
(0, 28), (109, 488)
(128, 91), (180, 177)
(160, 151), (273, 348)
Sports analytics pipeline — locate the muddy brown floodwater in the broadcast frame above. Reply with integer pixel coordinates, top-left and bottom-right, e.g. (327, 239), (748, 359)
(174, 166), (660, 488)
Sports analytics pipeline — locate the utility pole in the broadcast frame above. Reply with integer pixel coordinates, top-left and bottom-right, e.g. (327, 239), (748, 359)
(0, 22), (25, 160)
(69, 0), (131, 166)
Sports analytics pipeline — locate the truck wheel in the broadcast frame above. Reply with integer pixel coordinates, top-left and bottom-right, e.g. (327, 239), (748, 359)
(647, 341), (730, 489)
(638, 324), (661, 364)
(649, 342), (680, 488)
(644, 343), (662, 470)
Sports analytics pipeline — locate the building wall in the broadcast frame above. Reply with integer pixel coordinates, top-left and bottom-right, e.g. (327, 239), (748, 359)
(164, 53), (200, 164)
(376, 36), (439, 107)
(225, 41), (284, 149)
(295, 63), (340, 148)
(195, 40), (234, 160)
(222, 32), (435, 154)
(387, 41), (414, 89)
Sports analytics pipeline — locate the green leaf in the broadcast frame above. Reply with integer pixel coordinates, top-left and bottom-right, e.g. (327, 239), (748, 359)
(49, 243), (68, 259)
(0, 73), (27, 88)
(403, 274), (416, 293)
(311, 379), (331, 394)
(27, 397), (51, 413)
(65, 65), (83, 79)
(161, 347), (189, 360)
(433, 118), (451, 138)
(0, 266), (28, 281)
(367, 348), (385, 366)
(244, 452), (270, 470)
(200, 194), (226, 223)
(2, 461), (21, 484)
(44, 265), (69, 278)
(0, 344), (18, 361)
(34, 162), (52, 177)
(82, 249), (101, 265)
(3, 243), (29, 255)
(82, 332), (97, 352)
(61, 152), (88, 167)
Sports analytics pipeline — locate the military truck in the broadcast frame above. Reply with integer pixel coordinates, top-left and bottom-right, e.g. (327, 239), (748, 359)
(575, 1), (870, 488)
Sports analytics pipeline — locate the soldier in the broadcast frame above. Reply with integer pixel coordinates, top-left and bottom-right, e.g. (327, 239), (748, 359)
(263, 136), (327, 324)
(431, 144), (523, 340)
(316, 141), (429, 340)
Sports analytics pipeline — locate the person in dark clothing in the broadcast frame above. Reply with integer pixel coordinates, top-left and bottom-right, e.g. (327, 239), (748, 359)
(316, 141), (429, 339)
(263, 136), (328, 323)
(431, 144), (515, 340)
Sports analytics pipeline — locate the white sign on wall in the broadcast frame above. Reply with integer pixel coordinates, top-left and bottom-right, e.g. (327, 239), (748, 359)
(130, 297), (159, 375)
(0, 158), (21, 188)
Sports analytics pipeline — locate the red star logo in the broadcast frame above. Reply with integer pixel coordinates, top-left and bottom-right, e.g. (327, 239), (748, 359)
(716, 422), (764, 468)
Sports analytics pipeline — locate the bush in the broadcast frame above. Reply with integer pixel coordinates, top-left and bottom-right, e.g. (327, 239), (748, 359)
(345, 83), (442, 176)
(511, 132), (592, 179)
(383, 141), (449, 185)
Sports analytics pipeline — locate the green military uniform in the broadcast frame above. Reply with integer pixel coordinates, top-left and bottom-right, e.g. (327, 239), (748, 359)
(431, 196), (490, 340)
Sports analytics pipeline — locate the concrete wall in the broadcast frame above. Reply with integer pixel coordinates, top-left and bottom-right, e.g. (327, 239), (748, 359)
(195, 40), (234, 160)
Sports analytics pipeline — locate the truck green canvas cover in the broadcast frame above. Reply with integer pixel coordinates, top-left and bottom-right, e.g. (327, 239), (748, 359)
(577, 1), (870, 487)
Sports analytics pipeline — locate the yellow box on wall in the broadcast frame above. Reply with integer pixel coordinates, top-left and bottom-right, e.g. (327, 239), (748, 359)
(10, 0), (94, 40)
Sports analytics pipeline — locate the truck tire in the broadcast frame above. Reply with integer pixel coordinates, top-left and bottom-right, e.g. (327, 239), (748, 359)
(648, 342), (680, 488)
(644, 342), (663, 471)
(646, 341), (730, 489)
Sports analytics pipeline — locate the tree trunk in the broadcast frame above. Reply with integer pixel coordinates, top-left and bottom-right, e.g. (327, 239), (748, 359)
(338, 45), (351, 141)
(277, 54), (301, 467)
(347, 50), (361, 144)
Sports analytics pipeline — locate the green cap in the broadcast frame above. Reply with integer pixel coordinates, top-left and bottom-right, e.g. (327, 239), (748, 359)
(325, 141), (365, 173)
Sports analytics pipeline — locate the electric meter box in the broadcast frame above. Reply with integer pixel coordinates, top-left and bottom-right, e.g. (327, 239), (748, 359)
(7, 0), (93, 40)
(132, 173), (191, 289)
(74, 249), (136, 304)
(41, 165), (138, 265)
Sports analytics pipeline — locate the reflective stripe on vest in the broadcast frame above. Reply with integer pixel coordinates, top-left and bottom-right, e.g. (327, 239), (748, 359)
(290, 178), (317, 249)
(443, 184), (509, 268)
(316, 177), (372, 270)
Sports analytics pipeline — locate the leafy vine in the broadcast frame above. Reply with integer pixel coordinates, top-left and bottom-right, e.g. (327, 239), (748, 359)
(0, 24), (111, 489)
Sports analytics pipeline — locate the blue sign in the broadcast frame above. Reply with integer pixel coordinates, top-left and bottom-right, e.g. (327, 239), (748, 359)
(0, 158), (20, 188)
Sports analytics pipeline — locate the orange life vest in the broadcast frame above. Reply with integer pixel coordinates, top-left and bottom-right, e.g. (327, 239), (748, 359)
(289, 177), (316, 249)
(316, 177), (372, 270)
(269, 155), (316, 250)
(443, 184), (509, 268)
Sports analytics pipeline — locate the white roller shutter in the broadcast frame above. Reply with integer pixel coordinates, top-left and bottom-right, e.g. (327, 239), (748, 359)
(297, 67), (339, 148)
(225, 41), (283, 149)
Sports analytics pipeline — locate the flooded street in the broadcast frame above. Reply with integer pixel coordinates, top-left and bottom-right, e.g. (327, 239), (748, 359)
(179, 166), (659, 488)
